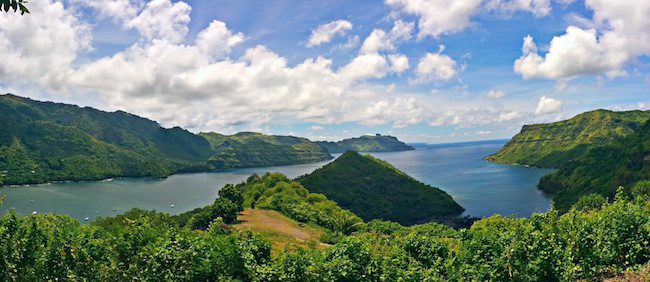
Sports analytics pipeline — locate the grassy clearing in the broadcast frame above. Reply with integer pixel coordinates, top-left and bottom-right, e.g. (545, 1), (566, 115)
(230, 208), (327, 255)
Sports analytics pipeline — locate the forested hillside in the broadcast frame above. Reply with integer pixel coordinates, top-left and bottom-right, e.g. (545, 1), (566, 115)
(200, 132), (331, 169)
(316, 134), (414, 153)
(0, 94), (213, 185)
(297, 151), (464, 225)
(539, 120), (650, 211)
(0, 94), (334, 185)
(486, 109), (650, 167)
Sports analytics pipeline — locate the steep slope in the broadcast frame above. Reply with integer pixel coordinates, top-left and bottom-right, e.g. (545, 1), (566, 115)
(200, 132), (332, 169)
(316, 134), (415, 154)
(538, 120), (650, 212)
(486, 110), (650, 168)
(296, 151), (464, 225)
(0, 94), (213, 185)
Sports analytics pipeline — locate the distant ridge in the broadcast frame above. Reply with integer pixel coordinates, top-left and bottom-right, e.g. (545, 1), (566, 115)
(200, 132), (331, 169)
(316, 134), (414, 154)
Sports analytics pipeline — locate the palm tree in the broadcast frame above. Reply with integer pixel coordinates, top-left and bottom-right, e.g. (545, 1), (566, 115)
(329, 211), (363, 235)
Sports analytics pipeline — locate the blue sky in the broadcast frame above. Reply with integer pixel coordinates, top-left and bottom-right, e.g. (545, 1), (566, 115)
(0, 0), (648, 143)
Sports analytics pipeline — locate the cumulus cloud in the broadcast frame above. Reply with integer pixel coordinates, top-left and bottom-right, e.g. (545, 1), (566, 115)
(534, 96), (562, 115)
(388, 54), (409, 73)
(486, 90), (506, 98)
(484, 0), (552, 17)
(307, 20), (353, 47)
(360, 20), (414, 54)
(0, 0), (92, 89)
(386, 0), (482, 38)
(514, 0), (650, 81)
(195, 20), (245, 58)
(413, 48), (457, 83)
(126, 0), (191, 43)
(385, 0), (556, 38)
(75, 0), (144, 22)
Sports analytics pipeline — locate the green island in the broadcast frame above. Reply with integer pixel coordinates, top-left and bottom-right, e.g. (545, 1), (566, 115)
(200, 132), (332, 169)
(296, 151), (464, 225)
(315, 134), (415, 154)
(0, 94), (335, 186)
(1, 173), (648, 280)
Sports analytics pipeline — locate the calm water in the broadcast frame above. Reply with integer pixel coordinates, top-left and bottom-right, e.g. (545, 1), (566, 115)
(0, 140), (553, 221)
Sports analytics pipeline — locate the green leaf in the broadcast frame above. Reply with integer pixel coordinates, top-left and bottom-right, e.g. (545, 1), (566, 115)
(1, 0), (10, 12)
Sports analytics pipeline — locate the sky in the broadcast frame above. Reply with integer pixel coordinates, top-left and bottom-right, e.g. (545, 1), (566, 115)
(0, 0), (648, 143)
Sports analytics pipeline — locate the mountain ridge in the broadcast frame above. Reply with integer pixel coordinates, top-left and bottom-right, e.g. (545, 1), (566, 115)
(486, 109), (650, 168)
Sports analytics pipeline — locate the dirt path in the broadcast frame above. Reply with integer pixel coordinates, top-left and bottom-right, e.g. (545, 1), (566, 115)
(233, 208), (319, 241)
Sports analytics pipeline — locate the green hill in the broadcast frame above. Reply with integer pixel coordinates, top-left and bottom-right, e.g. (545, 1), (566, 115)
(296, 151), (464, 225)
(315, 134), (414, 154)
(539, 120), (650, 211)
(486, 109), (650, 168)
(200, 132), (332, 169)
(0, 94), (333, 186)
(0, 94), (214, 185)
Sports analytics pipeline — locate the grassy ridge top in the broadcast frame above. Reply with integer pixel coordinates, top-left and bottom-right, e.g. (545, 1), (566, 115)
(297, 151), (464, 225)
(200, 132), (332, 169)
(486, 109), (650, 168)
(316, 134), (414, 153)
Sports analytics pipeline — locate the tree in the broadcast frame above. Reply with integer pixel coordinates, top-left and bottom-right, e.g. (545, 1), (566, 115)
(1, 0), (29, 15)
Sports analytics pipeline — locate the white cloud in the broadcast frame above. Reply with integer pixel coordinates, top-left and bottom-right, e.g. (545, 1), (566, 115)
(360, 20), (414, 54)
(385, 0), (553, 39)
(386, 0), (482, 38)
(514, 27), (622, 80)
(310, 125), (325, 131)
(484, 0), (552, 17)
(486, 90), (506, 99)
(338, 53), (389, 82)
(195, 20), (245, 59)
(414, 49), (457, 83)
(534, 96), (562, 115)
(514, 0), (650, 81)
(429, 108), (525, 127)
(0, 0), (92, 89)
(125, 0), (191, 43)
(307, 20), (353, 47)
(75, 0), (144, 22)
(388, 54), (409, 73)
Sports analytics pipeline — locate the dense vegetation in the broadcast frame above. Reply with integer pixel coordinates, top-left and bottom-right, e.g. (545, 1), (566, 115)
(0, 94), (332, 186)
(297, 151), (464, 225)
(486, 109), (650, 168)
(1, 177), (648, 281)
(539, 120), (650, 212)
(201, 132), (331, 169)
(316, 134), (414, 154)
